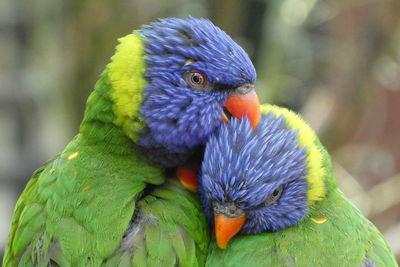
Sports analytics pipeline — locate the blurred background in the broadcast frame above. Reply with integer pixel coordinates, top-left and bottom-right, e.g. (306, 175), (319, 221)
(1, 0), (399, 263)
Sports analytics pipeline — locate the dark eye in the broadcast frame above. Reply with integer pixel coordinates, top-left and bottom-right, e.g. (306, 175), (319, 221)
(267, 185), (283, 203)
(189, 72), (205, 86)
(184, 70), (212, 91)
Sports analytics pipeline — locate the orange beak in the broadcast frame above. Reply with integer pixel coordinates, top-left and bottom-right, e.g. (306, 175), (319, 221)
(223, 88), (260, 129)
(215, 215), (246, 249)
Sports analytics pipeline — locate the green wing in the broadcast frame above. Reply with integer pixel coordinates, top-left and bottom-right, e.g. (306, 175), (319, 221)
(2, 156), (57, 266)
(104, 179), (210, 267)
(3, 133), (209, 267)
(2, 133), (165, 267)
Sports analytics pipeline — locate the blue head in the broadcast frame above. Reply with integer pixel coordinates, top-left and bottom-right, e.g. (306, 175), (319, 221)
(139, 17), (259, 167)
(199, 113), (310, 248)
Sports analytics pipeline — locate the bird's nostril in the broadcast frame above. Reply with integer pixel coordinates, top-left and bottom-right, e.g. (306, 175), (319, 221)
(236, 83), (254, 95)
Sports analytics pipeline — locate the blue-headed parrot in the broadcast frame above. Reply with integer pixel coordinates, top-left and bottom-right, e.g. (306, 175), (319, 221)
(199, 104), (397, 266)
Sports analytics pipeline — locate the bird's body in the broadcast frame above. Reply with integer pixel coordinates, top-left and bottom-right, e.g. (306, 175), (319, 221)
(4, 133), (208, 266)
(3, 18), (259, 266)
(200, 104), (397, 267)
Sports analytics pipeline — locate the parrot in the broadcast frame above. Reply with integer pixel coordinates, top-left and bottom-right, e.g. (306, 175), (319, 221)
(199, 104), (398, 266)
(2, 17), (261, 266)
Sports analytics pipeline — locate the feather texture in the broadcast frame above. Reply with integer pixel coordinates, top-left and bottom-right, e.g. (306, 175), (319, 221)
(3, 17), (257, 266)
(202, 104), (397, 266)
(3, 48), (208, 266)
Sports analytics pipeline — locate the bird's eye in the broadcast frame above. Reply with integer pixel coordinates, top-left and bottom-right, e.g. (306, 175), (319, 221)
(267, 185), (283, 203)
(189, 72), (205, 86)
(183, 70), (212, 91)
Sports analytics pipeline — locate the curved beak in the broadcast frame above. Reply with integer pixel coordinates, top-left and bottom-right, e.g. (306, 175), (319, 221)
(215, 215), (246, 249)
(222, 84), (260, 129)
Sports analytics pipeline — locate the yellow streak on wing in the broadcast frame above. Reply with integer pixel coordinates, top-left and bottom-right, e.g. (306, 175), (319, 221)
(260, 104), (326, 205)
(82, 185), (91, 192)
(67, 152), (79, 160)
(107, 32), (147, 141)
(311, 217), (328, 224)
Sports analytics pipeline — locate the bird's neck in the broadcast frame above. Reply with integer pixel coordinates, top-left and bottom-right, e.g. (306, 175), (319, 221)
(79, 32), (147, 155)
(78, 72), (137, 155)
(77, 32), (197, 166)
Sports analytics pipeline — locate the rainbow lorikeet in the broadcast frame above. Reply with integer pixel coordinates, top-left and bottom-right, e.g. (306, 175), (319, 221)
(3, 17), (260, 266)
(199, 105), (397, 266)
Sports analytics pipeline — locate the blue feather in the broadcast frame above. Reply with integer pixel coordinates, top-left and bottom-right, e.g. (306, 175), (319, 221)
(199, 114), (309, 234)
(138, 17), (256, 167)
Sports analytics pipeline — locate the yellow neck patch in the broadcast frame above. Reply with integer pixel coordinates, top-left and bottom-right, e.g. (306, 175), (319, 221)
(107, 33), (146, 142)
(260, 104), (326, 205)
